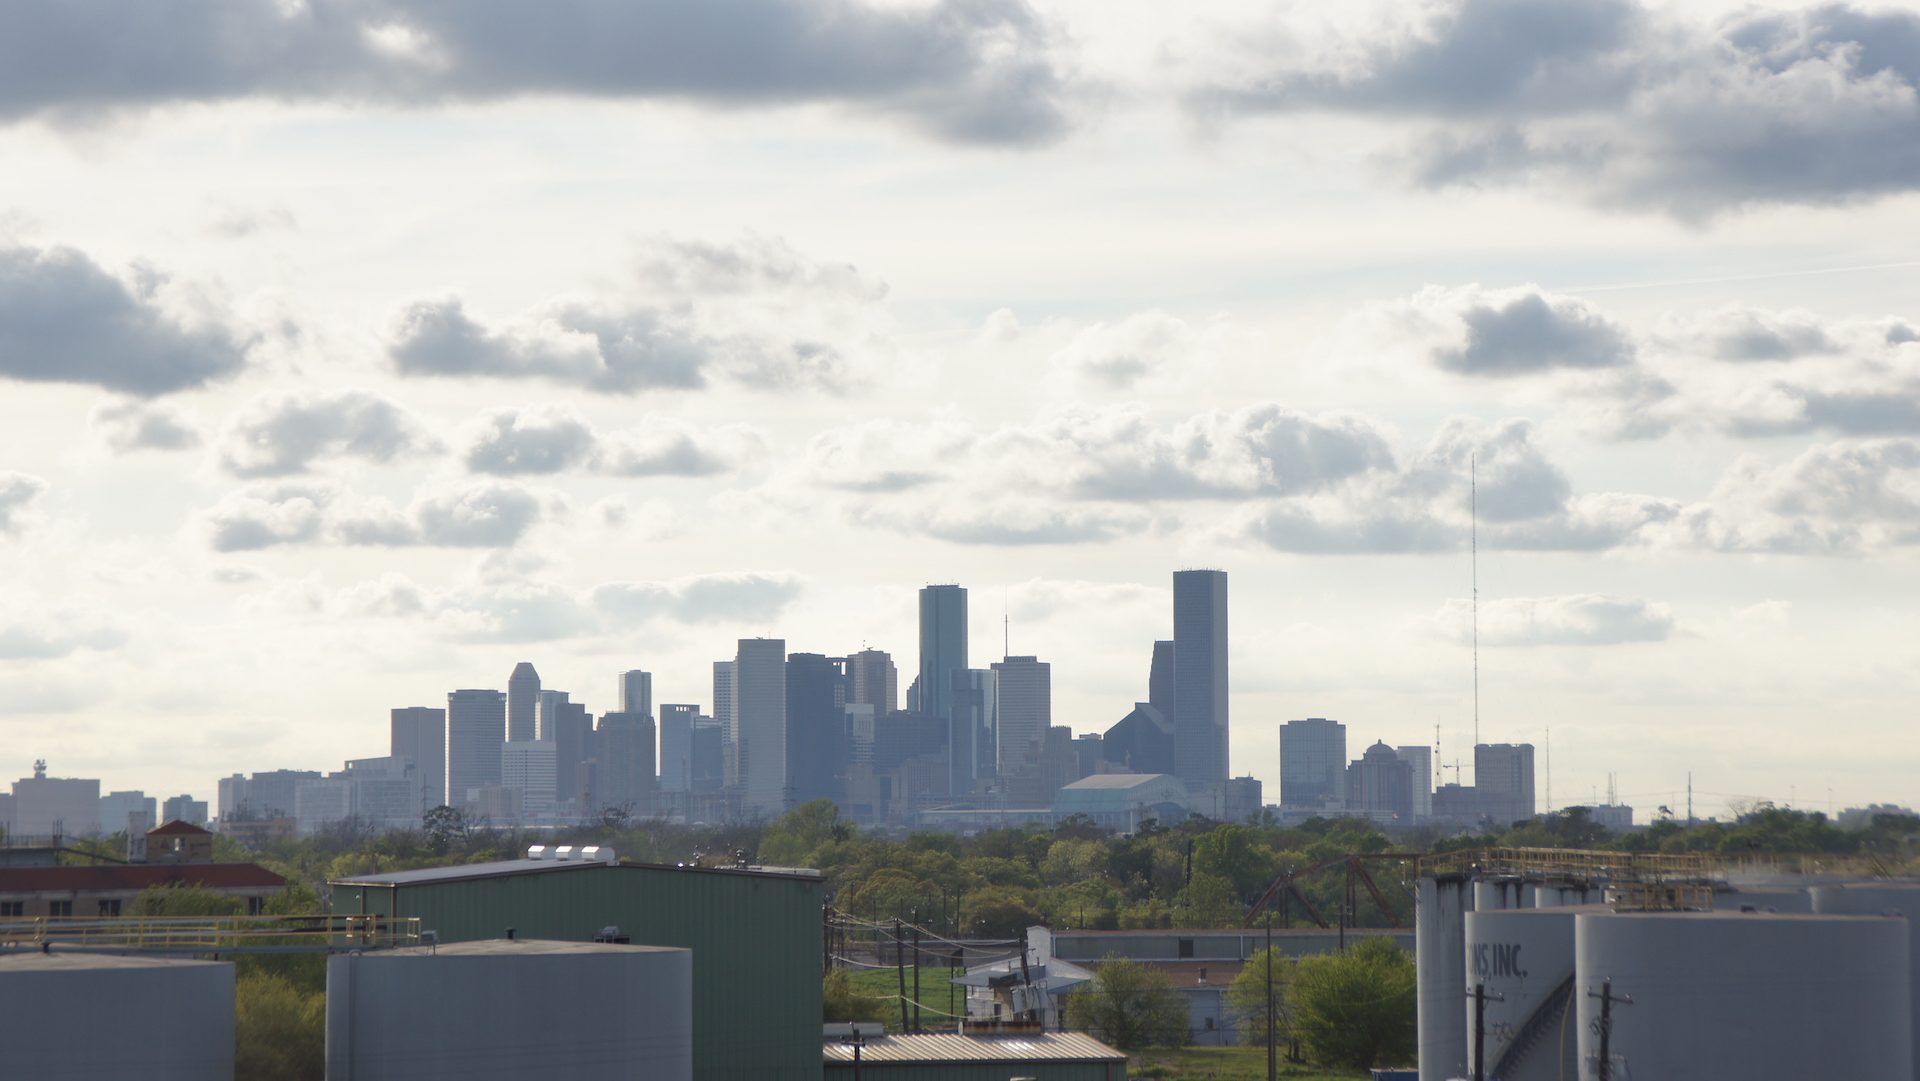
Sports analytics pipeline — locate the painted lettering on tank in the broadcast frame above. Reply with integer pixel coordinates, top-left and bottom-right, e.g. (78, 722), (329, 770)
(1469, 942), (1528, 981)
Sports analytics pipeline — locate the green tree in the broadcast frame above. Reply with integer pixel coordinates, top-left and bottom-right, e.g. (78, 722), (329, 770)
(1226, 945), (1293, 1048)
(1287, 937), (1416, 1071)
(129, 883), (243, 917)
(1171, 872), (1242, 927)
(958, 886), (1040, 937)
(422, 804), (469, 854)
(1064, 956), (1188, 1050)
(823, 968), (888, 1025)
(235, 971), (325, 1081)
(1192, 824), (1276, 899)
(762, 800), (850, 866)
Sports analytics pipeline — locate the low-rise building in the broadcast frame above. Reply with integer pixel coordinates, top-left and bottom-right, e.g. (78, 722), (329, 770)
(1053, 774), (1190, 833)
(823, 1031), (1127, 1081)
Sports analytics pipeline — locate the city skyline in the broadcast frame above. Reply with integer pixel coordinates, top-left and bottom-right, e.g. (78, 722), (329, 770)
(4, 0), (1918, 818)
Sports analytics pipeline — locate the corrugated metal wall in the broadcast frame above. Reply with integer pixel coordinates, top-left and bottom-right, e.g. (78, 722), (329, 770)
(337, 865), (823, 1081)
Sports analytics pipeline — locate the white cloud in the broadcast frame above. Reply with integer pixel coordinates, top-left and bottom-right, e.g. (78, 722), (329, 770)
(203, 479), (555, 551)
(90, 399), (202, 453)
(0, 472), (48, 537)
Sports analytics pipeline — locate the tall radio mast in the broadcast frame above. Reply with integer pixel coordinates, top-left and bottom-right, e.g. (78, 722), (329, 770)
(1472, 454), (1480, 753)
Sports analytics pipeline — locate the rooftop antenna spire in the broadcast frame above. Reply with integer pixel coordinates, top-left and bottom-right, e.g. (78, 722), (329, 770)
(1003, 588), (1010, 659)
(1546, 726), (1552, 814)
(1472, 454), (1480, 753)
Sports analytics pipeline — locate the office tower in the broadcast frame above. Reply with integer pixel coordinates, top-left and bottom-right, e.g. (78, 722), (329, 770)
(501, 740), (557, 811)
(1346, 742), (1414, 820)
(552, 700), (594, 807)
(215, 769), (319, 823)
(950, 667), (998, 792)
(690, 715), (724, 793)
(786, 653), (847, 808)
(619, 670), (652, 718)
(1397, 745), (1434, 819)
(849, 648), (899, 714)
(1172, 569), (1229, 788)
(1279, 718), (1346, 808)
(1101, 702), (1173, 775)
(659, 704), (698, 794)
(1475, 743), (1537, 825)
(390, 706), (447, 814)
(917, 584), (968, 725)
(507, 662), (540, 742)
(160, 795), (208, 827)
(734, 638), (788, 817)
(446, 689), (507, 808)
(991, 655), (1050, 787)
(713, 660), (737, 788)
(10, 763), (101, 838)
(1148, 640), (1175, 718)
(98, 791), (156, 837)
(535, 689), (570, 740)
(595, 711), (657, 816)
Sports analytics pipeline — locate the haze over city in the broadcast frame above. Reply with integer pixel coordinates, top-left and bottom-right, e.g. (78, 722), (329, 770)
(3, 0), (1919, 818)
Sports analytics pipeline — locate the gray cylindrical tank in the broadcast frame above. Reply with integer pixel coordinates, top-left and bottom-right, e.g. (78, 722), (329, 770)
(1418, 877), (1472, 1081)
(1474, 878), (1530, 911)
(1576, 911), (1912, 1081)
(1464, 907), (1594, 1081)
(1813, 883), (1920, 1080)
(1719, 886), (1813, 913)
(1534, 884), (1595, 909)
(327, 938), (692, 1080)
(0, 951), (234, 1080)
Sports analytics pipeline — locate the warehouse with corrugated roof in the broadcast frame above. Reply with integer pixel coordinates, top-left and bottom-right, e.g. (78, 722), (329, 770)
(823, 1030), (1128, 1080)
(330, 850), (823, 1081)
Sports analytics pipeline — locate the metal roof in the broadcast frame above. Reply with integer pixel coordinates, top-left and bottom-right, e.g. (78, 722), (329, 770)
(0, 863), (285, 892)
(331, 857), (822, 887)
(822, 1032), (1124, 1064)
(1058, 773), (1172, 791)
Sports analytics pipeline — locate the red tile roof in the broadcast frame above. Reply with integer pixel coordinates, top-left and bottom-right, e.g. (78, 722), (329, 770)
(147, 820), (211, 837)
(0, 863), (285, 893)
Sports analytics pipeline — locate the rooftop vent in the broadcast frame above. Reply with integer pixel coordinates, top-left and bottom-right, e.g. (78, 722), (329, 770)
(554, 845), (576, 861)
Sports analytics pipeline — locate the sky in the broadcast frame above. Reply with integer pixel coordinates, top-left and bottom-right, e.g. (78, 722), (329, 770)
(2, 0), (1918, 819)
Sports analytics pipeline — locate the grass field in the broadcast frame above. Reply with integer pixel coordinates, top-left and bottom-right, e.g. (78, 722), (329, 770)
(1126, 1045), (1366, 1080)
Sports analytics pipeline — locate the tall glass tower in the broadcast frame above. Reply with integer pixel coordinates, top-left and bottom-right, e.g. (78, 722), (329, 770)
(1172, 569), (1229, 788)
(917, 584), (968, 724)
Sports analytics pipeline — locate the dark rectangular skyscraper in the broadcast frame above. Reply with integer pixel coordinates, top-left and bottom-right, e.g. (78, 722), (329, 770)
(445, 689), (506, 808)
(917, 584), (968, 725)
(659, 703), (697, 794)
(786, 653), (848, 808)
(1172, 569), (1229, 789)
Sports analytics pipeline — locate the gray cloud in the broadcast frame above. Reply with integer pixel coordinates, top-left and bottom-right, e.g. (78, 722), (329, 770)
(91, 400), (203, 452)
(0, 243), (247, 396)
(634, 234), (887, 301)
(1432, 290), (1633, 376)
(1431, 593), (1675, 646)
(1399, 418), (1572, 523)
(389, 297), (708, 393)
(204, 479), (550, 550)
(461, 405), (763, 477)
(1242, 504), (1459, 555)
(856, 500), (1150, 546)
(1748, 439), (1920, 525)
(463, 407), (598, 475)
(1726, 382), (1920, 438)
(1050, 405), (1396, 500)
(592, 571), (803, 624)
(219, 389), (439, 476)
(1195, 0), (1920, 215)
(0, 0), (1073, 146)
(1049, 310), (1208, 389)
(1685, 307), (1836, 362)
(0, 472), (47, 536)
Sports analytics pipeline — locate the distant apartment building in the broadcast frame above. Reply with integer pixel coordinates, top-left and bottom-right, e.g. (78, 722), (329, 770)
(1396, 745), (1434, 819)
(161, 795), (208, 827)
(10, 763), (100, 839)
(501, 741), (558, 813)
(217, 769), (320, 824)
(98, 790), (156, 837)
(1346, 742), (1414, 821)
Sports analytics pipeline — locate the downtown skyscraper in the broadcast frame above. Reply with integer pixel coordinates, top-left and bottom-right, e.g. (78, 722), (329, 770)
(1172, 569), (1230, 790)
(506, 662), (540, 743)
(734, 639), (788, 817)
(917, 585), (968, 726)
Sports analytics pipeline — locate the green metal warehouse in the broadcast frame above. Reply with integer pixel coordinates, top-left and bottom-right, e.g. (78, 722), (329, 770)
(331, 856), (823, 1081)
(823, 1031), (1128, 1081)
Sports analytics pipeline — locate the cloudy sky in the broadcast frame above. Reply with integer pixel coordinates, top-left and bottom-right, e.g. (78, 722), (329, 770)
(4, 0), (1918, 818)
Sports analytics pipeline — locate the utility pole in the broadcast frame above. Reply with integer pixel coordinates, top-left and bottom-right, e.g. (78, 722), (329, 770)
(1588, 978), (1633, 1081)
(895, 918), (909, 1032)
(1265, 912), (1277, 1081)
(1467, 983), (1505, 1081)
(912, 919), (922, 1033)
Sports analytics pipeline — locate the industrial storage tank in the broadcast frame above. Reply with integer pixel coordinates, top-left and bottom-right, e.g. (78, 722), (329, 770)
(1812, 883), (1920, 1080)
(0, 949), (233, 1080)
(1575, 911), (1911, 1080)
(1417, 876), (1473, 1081)
(1463, 906), (1598, 1081)
(326, 938), (692, 1080)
